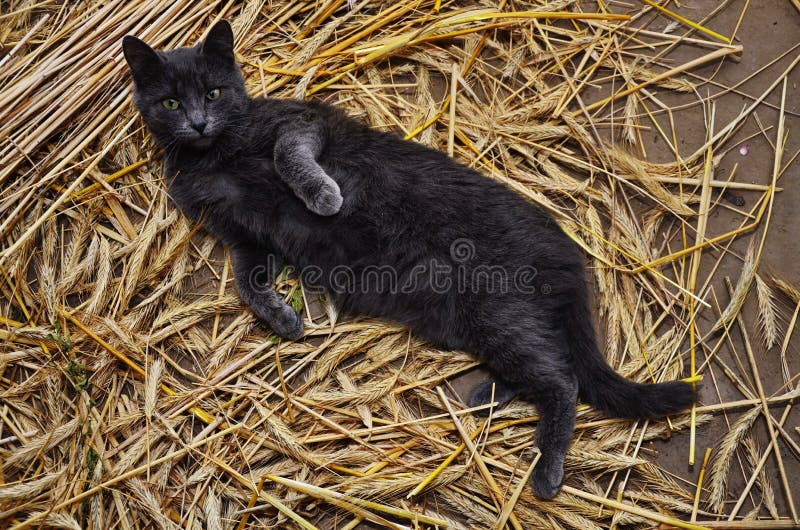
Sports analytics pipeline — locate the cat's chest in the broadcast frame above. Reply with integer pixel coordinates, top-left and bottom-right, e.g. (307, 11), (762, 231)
(203, 173), (244, 205)
(170, 159), (276, 210)
(168, 156), (345, 260)
(169, 158), (320, 249)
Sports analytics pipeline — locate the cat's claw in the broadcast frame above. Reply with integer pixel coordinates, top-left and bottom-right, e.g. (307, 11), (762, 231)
(307, 179), (343, 216)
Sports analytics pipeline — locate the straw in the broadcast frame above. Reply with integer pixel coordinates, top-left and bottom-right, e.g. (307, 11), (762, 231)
(1, 1), (798, 528)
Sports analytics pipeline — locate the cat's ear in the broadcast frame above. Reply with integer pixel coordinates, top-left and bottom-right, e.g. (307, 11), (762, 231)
(122, 36), (162, 83)
(202, 20), (235, 60)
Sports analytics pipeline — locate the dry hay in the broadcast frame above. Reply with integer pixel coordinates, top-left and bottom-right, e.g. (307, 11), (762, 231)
(1, 1), (799, 529)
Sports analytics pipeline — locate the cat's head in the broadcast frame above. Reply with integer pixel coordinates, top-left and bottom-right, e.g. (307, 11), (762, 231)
(122, 21), (249, 150)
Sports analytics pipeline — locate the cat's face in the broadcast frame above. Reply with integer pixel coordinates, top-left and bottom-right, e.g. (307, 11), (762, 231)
(122, 21), (249, 150)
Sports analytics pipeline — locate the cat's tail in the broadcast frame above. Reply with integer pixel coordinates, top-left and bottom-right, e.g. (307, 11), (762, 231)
(565, 294), (695, 419)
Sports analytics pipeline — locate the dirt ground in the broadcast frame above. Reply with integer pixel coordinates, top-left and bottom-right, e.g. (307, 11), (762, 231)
(636, 0), (800, 518)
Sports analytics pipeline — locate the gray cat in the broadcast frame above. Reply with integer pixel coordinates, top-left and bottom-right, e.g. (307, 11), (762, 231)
(122, 20), (695, 499)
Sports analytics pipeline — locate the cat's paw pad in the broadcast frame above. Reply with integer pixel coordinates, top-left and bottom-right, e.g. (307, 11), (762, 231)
(308, 179), (343, 216)
(531, 457), (564, 500)
(467, 380), (516, 416)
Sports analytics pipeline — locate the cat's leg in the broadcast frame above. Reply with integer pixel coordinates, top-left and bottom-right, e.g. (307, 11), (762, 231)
(231, 244), (304, 340)
(480, 330), (578, 499)
(467, 377), (517, 415)
(274, 124), (342, 216)
(527, 371), (578, 499)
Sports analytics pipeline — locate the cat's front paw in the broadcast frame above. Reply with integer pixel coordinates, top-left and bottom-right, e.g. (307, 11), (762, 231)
(251, 301), (304, 340)
(270, 304), (304, 340)
(307, 179), (343, 216)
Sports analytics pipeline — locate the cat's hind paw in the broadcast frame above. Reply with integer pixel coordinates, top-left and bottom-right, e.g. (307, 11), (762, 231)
(467, 379), (517, 416)
(531, 457), (564, 500)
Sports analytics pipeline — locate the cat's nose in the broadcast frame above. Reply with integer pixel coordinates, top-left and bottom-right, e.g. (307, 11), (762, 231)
(192, 121), (207, 134)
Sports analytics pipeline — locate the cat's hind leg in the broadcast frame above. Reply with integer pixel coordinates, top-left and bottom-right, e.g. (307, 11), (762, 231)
(467, 377), (517, 415)
(479, 329), (578, 499)
(526, 370), (578, 499)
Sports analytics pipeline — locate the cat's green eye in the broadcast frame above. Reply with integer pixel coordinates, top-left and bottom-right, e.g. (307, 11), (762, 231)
(206, 88), (221, 100)
(162, 98), (180, 110)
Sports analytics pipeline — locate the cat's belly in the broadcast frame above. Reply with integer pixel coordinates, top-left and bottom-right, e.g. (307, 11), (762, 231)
(295, 255), (472, 351)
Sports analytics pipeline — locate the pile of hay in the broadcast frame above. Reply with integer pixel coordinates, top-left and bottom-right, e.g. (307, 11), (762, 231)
(1, 1), (798, 528)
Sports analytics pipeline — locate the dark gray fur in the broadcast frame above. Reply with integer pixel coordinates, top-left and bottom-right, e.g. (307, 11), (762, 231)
(122, 20), (696, 499)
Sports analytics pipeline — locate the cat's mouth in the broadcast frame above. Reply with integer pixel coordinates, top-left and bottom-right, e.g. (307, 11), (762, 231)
(183, 133), (218, 149)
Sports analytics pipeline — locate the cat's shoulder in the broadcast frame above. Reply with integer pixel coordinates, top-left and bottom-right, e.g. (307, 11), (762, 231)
(250, 96), (370, 142)
(249, 96), (333, 118)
